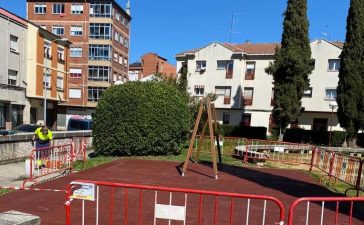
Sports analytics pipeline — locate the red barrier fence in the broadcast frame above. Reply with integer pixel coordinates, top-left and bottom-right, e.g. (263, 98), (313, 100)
(310, 147), (364, 196)
(22, 140), (87, 188)
(288, 197), (364, 225)
(65, 180), (285, 225)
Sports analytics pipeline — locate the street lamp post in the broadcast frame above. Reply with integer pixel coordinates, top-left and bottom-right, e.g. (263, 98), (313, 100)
(328, 101), (338, 147)
(43, 38), (68, 126)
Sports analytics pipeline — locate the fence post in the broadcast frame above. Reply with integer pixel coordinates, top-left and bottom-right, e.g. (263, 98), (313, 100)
(328, 151), (335, 185)
(244, 145), (248, 163)
(355, 161), (363, 197)
(309, 146), (316, 172)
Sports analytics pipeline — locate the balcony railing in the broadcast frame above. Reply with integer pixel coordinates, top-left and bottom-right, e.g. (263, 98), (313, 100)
(226, 69), (233, 79)
(243, 98), (253, 106)
(245, 72), (255, 80)
(223, 97), (231, 105)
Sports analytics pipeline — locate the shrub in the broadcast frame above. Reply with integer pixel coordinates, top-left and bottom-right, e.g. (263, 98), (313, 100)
(283, 129), (346, 147)
(220, 125), (267, 139)
(93, 82), (191, 156)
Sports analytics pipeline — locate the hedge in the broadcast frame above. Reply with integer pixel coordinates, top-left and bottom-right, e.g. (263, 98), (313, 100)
(283, 129), (346, 147)
(93, 82), (191, 156)
(220, 125), (267, 139)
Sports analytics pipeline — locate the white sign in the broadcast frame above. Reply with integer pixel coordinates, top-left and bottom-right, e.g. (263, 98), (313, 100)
(154, 204), (186, 221)
(274, 147), (285, 153)
(71, 182), (95, 201)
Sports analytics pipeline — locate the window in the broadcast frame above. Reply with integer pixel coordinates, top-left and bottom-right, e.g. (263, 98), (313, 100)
(89, 45), (111, 60)
(8, 70), (17, 86)
(194, 85), (204, 96)
(70, 68), (82, 78)
(118, 55), (123, 64)
(325, 88), (337, 100)
(119, 34), (124, 45)
(245, 62), (256, 80)
(217, 60), (233, 79)
(303, 87), (313, 98)
(70, 47), (82, 57)
(113, 53), (118, 62)
(52, 3), (65, 14)
(10, 35), (18, 52)
(90, 2), (112, 18)
(43, 73), (51, 88)
(328, 59), (340, 71)
(71, 4), (83, 14)
(243, 87), (254, 106)
(89, 23), (112, 39)
(34, 4), (46, 14)
(57, 47), (65, 63)
(115, 12), (120, 21)
(215, 86), (231, 104)
(124, 39), (129, 48)
(313, 118), (328, 131)
(114, 31), (119, 41)
(124, 58), (128, 66)
(196, 61), (206, 72)
(121, 15), (125, 25)
(223, 113), (230, 125)
(241, 114), (251, 127)
(88, 66), (110, 81)
(88, 87), (107, 102)
(57, 77), (63, 90)
(52, 25), (64, 35)
(44, 41), (51, 59)
(70, 25), (83, 36)
(69, 89), (81, 98)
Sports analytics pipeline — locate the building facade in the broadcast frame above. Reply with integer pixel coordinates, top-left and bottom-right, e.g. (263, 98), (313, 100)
(176, 40), (343, 134)
(26, 0), (131, 128)
(129, 52), (176, 80)
(26, 23), (70, 129)
(0, 8), (28, 129)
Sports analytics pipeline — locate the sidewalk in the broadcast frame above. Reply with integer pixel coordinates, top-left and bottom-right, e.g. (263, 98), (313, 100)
(0, 162), (26, 187)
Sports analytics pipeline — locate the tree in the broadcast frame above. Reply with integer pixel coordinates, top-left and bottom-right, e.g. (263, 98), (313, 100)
(265, 0), (314, 136)
(93, 82), (191, 156)
(337, 0), (364, 147)
(177, 64), (189, 100)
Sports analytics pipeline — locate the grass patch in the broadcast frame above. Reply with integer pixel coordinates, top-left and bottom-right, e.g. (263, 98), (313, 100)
(0, 189), (12, 195)
(73, 156), (118, 171)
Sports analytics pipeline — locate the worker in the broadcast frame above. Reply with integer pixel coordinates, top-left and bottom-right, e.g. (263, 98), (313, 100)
(32, 125), (53, 169)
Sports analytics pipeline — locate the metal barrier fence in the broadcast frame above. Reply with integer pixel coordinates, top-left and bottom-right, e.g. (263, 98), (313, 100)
(22, 143), (74, 187)
(65, 180), (285, 225)
(288, 197), (364, 225)
(72, 138), (87, 161)
(310, 147), (364, 196)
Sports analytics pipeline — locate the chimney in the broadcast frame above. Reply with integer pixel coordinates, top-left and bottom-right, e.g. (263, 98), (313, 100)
(126, 0), (131, 15)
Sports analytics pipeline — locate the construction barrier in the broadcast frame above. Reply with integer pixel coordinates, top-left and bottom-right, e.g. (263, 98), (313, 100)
(65, 180), (285, 225)
(22, 143), (74, 187)
(288, 197), (364, 225)
(72, 137), (87, 161)
(240, 139), (312, 164)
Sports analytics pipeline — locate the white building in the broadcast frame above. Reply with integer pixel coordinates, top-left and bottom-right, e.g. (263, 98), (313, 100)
(176, 39), (343, 134)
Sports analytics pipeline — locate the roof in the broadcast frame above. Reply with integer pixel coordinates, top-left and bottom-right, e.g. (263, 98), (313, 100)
(176, 42), (279, 57)
(176, 40), (344, 57)
(0, 8), (27, 27)
(129, 62), (142, 67)
(141, 52), (168, 61)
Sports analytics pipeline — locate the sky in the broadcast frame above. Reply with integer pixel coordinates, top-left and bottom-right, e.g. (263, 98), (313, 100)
(0, 0), (350, 64)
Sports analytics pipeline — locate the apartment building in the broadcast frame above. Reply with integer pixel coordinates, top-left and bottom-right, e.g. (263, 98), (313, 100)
(0, 8), (28, 129)
(129, 52), (176, 80)
(26, 22), (70, 129)
(27, 0), (131, 127)
(176, 40), (343, 133)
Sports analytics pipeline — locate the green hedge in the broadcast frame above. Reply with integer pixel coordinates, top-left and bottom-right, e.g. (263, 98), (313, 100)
(220, 125), (267, 139)
(283, 129), (346, 147)
(93, 82), (191, 156)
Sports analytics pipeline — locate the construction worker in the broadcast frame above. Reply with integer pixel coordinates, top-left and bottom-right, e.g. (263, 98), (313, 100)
(32, 125), (53, 168)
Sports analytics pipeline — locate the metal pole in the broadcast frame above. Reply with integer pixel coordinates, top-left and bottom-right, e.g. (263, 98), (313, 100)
(44, 42), (50, 126)
(329, 108), (333, 148)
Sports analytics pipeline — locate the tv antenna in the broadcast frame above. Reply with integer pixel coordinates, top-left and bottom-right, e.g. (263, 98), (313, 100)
(229, 12), (244, 43)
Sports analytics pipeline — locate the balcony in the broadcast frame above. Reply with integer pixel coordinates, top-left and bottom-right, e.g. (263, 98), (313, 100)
(226, 68), (233, 79)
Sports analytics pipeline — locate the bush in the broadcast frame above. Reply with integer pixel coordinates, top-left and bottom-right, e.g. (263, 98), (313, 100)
(220, 125), (267, 139)
(283, 129), (346, 147)
(93, 82), (191, 156)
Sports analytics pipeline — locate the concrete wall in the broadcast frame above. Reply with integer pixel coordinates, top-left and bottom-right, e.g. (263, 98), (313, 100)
(0, 131), (92, 163)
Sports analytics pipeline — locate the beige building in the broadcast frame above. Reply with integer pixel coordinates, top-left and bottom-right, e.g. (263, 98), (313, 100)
(176, 40), (343, 134)
(25, 23), (70, 128)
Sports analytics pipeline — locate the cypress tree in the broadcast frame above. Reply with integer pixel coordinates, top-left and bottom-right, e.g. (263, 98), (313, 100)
(265, 0), (314, 136)
(177, 65), (189, 100)
(337, 0), (364, 147)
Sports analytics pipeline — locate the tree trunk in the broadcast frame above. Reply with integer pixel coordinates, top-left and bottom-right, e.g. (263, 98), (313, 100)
(346, 137), (357, 148)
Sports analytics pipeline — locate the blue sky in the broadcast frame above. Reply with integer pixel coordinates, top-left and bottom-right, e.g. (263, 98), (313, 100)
(0, 0), (350, 64)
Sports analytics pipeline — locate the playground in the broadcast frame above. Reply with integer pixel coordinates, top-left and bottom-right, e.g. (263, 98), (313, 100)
(0, 158), (363, 224)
